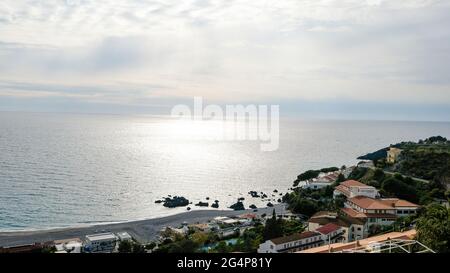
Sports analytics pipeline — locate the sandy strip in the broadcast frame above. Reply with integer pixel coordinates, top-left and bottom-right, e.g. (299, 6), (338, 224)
(0, 205), (287, 247)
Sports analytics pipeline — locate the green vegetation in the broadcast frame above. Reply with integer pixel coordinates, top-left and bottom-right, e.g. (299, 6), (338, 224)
(153, 211), (304, 253)
(347, 166), (446, 205)
(397, 147), (450, 186)
(416, 204), (450, 253)
(118, 240), (146, 253)
(283, 185), (345, 217)
(263, 210), (283, 240)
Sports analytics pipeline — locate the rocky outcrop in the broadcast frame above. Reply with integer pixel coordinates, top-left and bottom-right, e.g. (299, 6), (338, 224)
(195, 201), (209, 207)
(211, 201), (219, 208)
(248, 191), (260, 198)
(229, 201), (245, 211)
(163, 196), (189, 208)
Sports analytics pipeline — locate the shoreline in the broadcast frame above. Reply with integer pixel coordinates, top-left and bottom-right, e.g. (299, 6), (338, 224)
(0, 204), (287, 247)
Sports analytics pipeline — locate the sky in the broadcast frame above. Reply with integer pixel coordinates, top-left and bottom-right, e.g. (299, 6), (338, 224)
(0, 0), (450, 121)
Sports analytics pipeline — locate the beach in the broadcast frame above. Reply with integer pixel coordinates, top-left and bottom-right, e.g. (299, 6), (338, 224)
(0, 205), (287, 247)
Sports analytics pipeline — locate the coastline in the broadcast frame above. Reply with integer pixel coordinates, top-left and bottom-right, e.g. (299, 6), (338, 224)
(0, 204), (287, 247)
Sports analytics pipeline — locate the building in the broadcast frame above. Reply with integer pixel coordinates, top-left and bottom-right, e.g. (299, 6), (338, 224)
(54, 238), (83, 253)
(307, 211), (368, 242)
(297, 229), (426, 253)
(341, 166), (355, 179)
(387, 147), (402, 164)
(84, 233), (118, 253)
(116, 232), (133, 242)
(301, 171), (340, 190)
(257, 231), (322, 253)
(315, 223), (346, 244)
(334, 180), (379, 199)
(341, 196), (419, 228)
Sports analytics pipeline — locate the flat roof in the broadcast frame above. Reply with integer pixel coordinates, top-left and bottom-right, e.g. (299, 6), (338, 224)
(86, 232), (117, 241)
(297, 230), (416, 253)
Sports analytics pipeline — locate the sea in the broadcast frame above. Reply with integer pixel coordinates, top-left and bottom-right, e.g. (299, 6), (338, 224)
(1, 112), (449, 231)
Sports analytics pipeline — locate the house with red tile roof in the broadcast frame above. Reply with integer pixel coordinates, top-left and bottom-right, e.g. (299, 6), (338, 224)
(315, 223), (346, 244)
(333, 180), (380, 199)
(342, 196), (419, 228)
(307, 211), (368, 242)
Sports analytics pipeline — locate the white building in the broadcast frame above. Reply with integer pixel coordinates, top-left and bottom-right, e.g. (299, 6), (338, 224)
(334, 180), (379, 199)
(84, 233), (118, 253)
(257, 231), (323, 253)
(300, 172), (340, 190)
(116, 232), (133, 242)
(54, 238), (83, 253)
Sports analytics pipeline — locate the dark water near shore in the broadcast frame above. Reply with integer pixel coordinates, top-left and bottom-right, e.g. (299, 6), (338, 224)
(1, 112), (449, 230)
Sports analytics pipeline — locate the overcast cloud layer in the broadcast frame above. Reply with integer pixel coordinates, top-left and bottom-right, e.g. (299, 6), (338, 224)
(0, 0), (450, 120)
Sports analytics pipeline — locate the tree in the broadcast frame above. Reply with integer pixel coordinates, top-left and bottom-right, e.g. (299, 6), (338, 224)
(416, 204), (450, 253)
(263, 210), (283, 241)
(118, 240), (132, 253)
(132, 242), (146, 253)
(290, 198), (318, 217)
(191, 232), (209, 245)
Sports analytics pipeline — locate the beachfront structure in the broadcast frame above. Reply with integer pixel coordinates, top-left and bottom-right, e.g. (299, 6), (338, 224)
(84, 233), (118, 253)
(213, 216), (252, 227)
(54, 238), (83, 253)
(257, 231), (322, 253)
(116, 232), (133, 242)
(341, 196), (419, 227)
(387, 147), (402, 164)
(308, 211), (368, 243)
(334, 180), (379, 199)
(189, 223), (217, 233)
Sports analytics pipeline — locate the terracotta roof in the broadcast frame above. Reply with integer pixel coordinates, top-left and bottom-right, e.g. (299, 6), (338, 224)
(341, 208), (397, 219)
(379, 198), (419, 208)
(316, 223), (341, 235)
(270, 231), (320, 245)
(297, 230), (417, 253)
(335, 184), (351, 197)
(310, 211), (337, 219)
(341, 207), (368, 218)
(341, 180), (369, 187)
(348, 196), (394, 210)
(309, 213), (365, 227)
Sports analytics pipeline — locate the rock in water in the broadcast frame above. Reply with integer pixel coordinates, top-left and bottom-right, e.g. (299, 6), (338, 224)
(195, 201), (209, 207)
(163, 196), (189, 208)
(230, 201), (245, 211)
(248, 191), (260, 198)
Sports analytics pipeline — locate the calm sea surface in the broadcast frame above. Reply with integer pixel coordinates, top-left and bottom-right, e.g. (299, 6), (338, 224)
(1, 112), (449, 230)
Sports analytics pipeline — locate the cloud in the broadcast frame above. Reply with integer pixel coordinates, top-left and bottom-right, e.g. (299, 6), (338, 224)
(0, 0), (449, 119)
